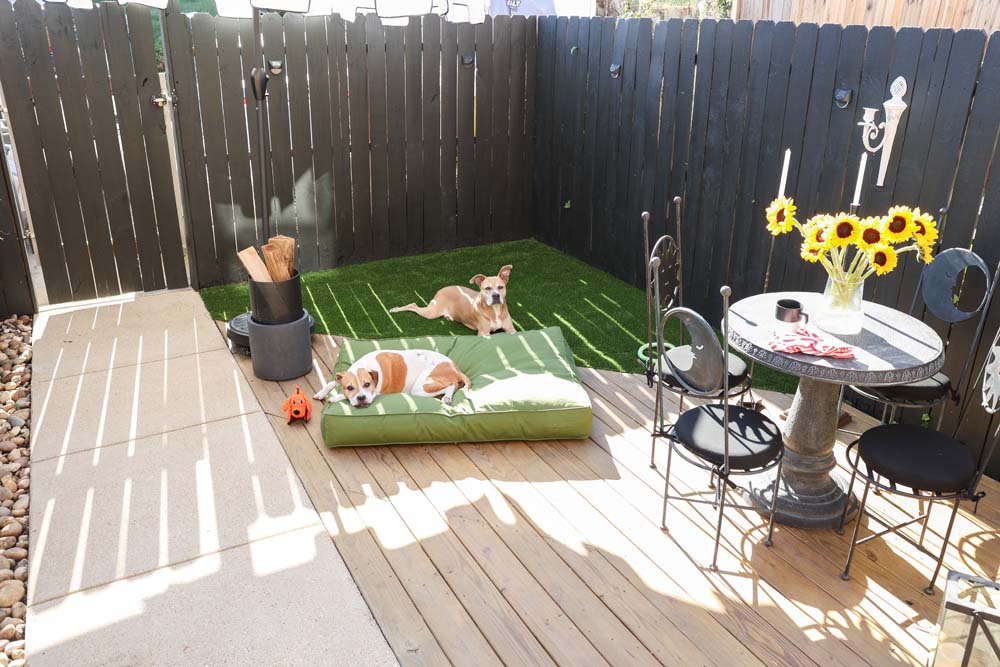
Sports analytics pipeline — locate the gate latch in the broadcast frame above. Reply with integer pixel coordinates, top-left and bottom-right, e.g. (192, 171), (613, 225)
(151, 92), (175, 109)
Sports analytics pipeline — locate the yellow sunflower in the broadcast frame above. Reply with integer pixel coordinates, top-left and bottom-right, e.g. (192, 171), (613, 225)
(867, 244), (899, 276)
(828, 213), (861, 247)
(855, 217), (885, 251)
(802, 214), (833, 250)
(883, 205), (916, 243)
(766, 196), (798, 235)
(912, 208), (940, 252)
(800, 241), (825, 263)
(921, 243), (934, 264)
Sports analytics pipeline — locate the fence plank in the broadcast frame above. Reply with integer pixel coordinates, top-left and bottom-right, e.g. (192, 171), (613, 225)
(475, 17), (494, 241)
(491, 16), (511, 242)
(651, 18), (684, 243)
(533, 16), (555, 246)
(328, 16), (352, 264)
(866, 27), (931, 304)
(680, 18), (717, 308)
(386, 24), (408, 250)
(366, 14), (390, 259)
(0, 1), (71, 302)
(729, 21), (773, 300)
(691, 19), (736, 311)
(565, 17), (590, 258)
(346, 16), (372, 259)
(554, 16), (577, 254)
(442, 19), (459, 244)
(522, 17), (537, 232)
(285, 15), (319, 268)
(742, 21), (794, 300)
(766, 21), (818, 297)
(423, 15), (444, 250)
(0, 163), (31, 316)
(405, 17), (424, 252)
(307, 16), (336, 268)
(76, 6), (143, 292)
(191, 14), (240, 283)
(639, 21), (668, 245)
(262, 14), (295, 239)
(579, 17), (607, 258)
(239, 15), (262, 251)
(18, 0), (97, 299)
(457, 22), (476, 245)
(779, 23), (841, 294)
(623, 19), (653, 286)
(710, 20), (753, 297)
(167, 12), (219, 287)
(47, 6), (118, 297)
(126, 4), (187, 289)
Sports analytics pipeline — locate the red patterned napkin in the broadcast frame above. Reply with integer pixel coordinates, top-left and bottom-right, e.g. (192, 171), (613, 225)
(769, 328), (855, 359)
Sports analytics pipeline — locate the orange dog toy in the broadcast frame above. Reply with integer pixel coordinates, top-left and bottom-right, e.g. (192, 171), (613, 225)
(282, 386), (313, 424)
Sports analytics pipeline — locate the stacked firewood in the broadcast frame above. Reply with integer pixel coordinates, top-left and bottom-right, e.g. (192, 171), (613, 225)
(237, 235), (296, 282)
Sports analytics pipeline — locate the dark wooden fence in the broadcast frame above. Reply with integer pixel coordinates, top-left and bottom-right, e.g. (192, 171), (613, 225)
(164, 10), (537, 286)
(533, 16), (1000, 469)
(0, 0), (188, 304)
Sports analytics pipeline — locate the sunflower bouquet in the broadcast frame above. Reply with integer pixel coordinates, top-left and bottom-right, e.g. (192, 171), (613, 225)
(765, 197), (939, 332)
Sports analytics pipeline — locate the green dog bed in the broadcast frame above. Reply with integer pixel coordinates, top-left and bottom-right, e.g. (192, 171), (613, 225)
(321, 327), (593, 447)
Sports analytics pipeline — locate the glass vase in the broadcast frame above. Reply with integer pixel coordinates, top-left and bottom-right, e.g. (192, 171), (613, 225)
(816, 275), (865, 336)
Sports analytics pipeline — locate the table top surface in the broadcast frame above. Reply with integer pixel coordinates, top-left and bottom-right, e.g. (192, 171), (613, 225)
(728, 291), (945, 386)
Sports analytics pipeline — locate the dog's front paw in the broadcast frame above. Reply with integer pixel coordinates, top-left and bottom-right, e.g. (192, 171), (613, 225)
(442, 396), (453, 405)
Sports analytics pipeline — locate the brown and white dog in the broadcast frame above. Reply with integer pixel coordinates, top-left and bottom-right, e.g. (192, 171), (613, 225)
(313, 349), (471, 408)
(390, 265), (515, 337)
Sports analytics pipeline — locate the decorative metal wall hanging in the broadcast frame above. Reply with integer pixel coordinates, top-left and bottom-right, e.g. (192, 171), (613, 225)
(858, 76), (908, 188)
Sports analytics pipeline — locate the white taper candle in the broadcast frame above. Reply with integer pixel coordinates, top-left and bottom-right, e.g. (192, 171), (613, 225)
(852, 152), (868, 207)
(778, 148), (790, 198)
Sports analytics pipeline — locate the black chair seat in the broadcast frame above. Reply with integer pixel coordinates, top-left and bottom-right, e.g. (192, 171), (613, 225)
(861, 372), (952, 405)
(674, 404), (783, 471)
(858, 424), (976, 494)
(660, 346), (748, 391)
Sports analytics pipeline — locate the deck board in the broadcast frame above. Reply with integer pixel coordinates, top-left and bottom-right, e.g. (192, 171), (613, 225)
(220, 325), (1000, 667)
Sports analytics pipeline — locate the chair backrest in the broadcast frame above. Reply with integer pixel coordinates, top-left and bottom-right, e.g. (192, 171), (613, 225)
(914, 248), (991, 323)
(912, 248), (1000, 401)
(644, 198), (684, 370)
(655, 293), (729, 397)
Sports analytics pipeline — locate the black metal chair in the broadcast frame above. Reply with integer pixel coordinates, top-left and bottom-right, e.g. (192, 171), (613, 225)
(838, 323), (1000, 594)
(640, 197), (752, 469)
(655, 286), (785, 570)
(847, 248), (998, 428)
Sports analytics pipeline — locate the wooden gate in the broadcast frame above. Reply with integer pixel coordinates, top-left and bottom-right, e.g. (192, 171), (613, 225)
(0, 0), (188, 304)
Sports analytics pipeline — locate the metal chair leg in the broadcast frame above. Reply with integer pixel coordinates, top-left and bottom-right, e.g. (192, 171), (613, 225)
(837, 462), (859, 535)
(661, 442), (674, 531)
(841, 478), (871, 581)
(710, 470), (728, 570)
(764, 458), (783, 547)
(919, 497), (932, 545)
(925, 496), (961, 595)
(651, 379), (663, 468)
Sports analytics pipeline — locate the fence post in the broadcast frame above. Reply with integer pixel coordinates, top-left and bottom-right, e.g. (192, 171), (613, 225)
(160, 0), (200, 290)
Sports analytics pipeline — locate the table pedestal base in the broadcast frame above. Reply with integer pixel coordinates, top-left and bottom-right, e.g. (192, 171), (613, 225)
(749, 377), (858, 529)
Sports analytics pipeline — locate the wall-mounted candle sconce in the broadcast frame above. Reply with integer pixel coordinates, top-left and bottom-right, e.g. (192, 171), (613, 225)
(858, 76), (908, 187)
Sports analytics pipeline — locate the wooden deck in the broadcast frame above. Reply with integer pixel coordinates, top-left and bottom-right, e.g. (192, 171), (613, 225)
(220, 324), (1000, 667)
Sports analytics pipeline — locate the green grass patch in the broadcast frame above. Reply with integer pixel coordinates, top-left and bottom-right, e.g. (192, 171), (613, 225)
(199, 239), (797, 394)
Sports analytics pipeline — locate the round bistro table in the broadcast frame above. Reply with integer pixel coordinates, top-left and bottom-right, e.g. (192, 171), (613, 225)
(727, 291), (945, 529)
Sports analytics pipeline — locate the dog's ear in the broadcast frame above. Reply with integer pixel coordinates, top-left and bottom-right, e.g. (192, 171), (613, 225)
(368, 369), (380, 387)
(335, 372), (345, 385)
(498, 265), (513, 283)
(469, 274), (487, 286)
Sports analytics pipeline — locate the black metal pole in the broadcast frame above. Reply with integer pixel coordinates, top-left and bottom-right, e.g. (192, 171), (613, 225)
(250, 8), (270, 245)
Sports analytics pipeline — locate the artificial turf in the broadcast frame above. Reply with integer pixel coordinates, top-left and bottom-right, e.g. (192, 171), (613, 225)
(199, 239), (797, 394)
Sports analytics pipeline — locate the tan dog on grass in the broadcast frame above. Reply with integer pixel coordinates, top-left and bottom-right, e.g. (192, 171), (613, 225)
(313, 349), (471, 407)
(390, 265), (515, 336)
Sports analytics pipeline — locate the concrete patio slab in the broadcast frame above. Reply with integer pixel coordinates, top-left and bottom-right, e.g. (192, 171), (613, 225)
(29, 412), (319, 604)
(27, 525), (397, 667)
(31, 348), (256, 461)
(28, 288), (397, 665)
(32, 290), (225, 382)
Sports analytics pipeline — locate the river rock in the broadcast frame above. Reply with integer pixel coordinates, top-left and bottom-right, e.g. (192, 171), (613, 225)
(0, 582), (23, 608)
